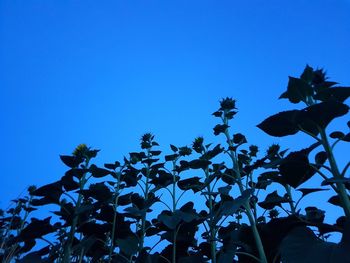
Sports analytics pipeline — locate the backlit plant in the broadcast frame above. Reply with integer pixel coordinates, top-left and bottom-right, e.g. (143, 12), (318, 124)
(1, 65), (349, 262)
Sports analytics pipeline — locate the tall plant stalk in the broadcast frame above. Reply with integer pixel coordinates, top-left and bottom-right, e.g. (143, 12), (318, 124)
(62, 159), (90, 263)
(108, 169), (122, 262)
(223, 115), (268, 263)
(140, 149), (151, 251)
(319, 128), (350, 218)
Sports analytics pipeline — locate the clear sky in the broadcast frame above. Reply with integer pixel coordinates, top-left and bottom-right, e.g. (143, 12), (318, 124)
(1, 0), (350, 228)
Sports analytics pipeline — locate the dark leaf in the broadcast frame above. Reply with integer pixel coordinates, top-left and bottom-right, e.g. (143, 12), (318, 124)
(150, 150), (162, 156)
(298, 188), (328, 198)
(300, 64), (314, 83)
(89, 164), (111, 178)
(80, 183), (112, 202)
(257, 110), (300, 137)
(157, 211), (181, 230)
(117, 193), (133, 206)
(178, 177), (205, 193)
(279, 149), (315, 188)
(165, 154), (178, 161)
(188, 159), (211, 169)
(280, 223), (350, 263)
(213, 124), (229, 136)
(233, 133), (247, 144)
(305, 206), (325, 224)
(330, 131), (345, 139)
(18, 217), (55, 241)
(65, 168), (87, 179)
(218, 185), (232, 196)
(298, 101), (349, 130)
(212, 111), (223, 117)
(328, 195), (350, 207)
(31, 181), (62, 197)
(201, 144), (223, 160)
(258, 190), (289, 210)
(170, 144), (178, 152)
(322, 177), (350, 186)
(116, 234), (139, 256)
(215, 189), (253, 220)
(279, 76), (313, 104)
(61, 174), (79, 191)
(315, 151), (328, 165)
(60, 155), (83, 168)
(104, 161), (120, 170)
(314, 87), (350, 103)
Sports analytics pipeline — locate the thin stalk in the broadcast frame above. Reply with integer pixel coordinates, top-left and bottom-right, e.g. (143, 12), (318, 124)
(108, 170), (122, 262)
(319, 128), (350, 218)
(204, 167), (217, 263)
(171, 160), (178, 263)
(62, 159), (90, 263)
(140, 149), (151, 251)
(223, 115), (267, 263)
(245, 206), (268, 263)
(285, 185), (296, 214)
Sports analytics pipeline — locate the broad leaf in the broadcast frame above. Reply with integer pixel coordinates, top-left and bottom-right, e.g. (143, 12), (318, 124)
(280, 224), (350, 263)
(279, 76), (313, 104)
(279, 149), (315, 188)
(257, 110), (300, 137)
(258, 190), (289, 210)
(60, 155), (83, 168)
(89, 164), (111, 178)
(314, 87), (350, 103)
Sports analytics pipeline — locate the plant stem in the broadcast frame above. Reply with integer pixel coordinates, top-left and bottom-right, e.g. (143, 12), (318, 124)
(319, 128), (350, 218)
(205, 168), (217, 263)
(108, 170), (122, 262)
(62, 159), (89, 263)
(285, 185), (296, 214)
(172, 160), (178, 263)
(245, 208), (268, 263)
(223, 118), (267, 263)
(140, 150), (151, 251)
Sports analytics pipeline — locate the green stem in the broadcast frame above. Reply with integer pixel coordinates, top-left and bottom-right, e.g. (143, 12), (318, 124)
(205, 168), (217, 263)
(172, 160), (177, 263)
(245, 207), (268, 263)
(223, 117), (267, 263)
(62, 159), (90, 263)
(108, 171), (122, 262)
(285, 185), (296, 214)
(140, 150), (151, 251)
(319, 128), (350, 218)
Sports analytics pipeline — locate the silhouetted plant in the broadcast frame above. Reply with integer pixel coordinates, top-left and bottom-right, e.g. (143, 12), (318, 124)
(1, 65), (349, 262)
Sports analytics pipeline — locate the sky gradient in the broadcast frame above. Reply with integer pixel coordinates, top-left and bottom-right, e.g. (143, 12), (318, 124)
(1, 0), (350, 230)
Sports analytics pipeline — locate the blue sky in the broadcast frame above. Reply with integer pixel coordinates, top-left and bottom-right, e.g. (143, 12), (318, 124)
(1, 0), (350, 229)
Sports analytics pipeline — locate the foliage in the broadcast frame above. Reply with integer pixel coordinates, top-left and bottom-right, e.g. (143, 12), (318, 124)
(1, 65), (349, 262)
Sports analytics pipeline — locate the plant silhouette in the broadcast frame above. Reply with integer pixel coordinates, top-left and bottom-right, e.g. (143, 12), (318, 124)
(1, 65), (349, 262)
